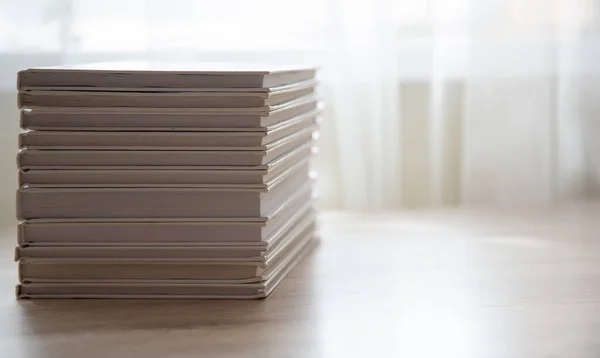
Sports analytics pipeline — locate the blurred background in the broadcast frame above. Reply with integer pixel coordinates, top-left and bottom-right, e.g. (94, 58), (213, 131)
(1, 0), (599, 224)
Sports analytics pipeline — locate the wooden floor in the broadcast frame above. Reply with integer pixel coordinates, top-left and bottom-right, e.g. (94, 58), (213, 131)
(1, 205), (600, 357)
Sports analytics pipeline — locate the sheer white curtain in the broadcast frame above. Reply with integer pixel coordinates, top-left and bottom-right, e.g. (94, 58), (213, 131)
(1, 0), (599, 214)
(462, 0), (597, 207)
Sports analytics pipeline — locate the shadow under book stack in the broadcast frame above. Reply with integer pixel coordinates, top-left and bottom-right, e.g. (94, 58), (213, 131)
(15, 63), (320, 299)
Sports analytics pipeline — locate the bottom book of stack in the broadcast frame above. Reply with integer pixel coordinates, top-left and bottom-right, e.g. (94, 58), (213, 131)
(16, 195), (318, 299)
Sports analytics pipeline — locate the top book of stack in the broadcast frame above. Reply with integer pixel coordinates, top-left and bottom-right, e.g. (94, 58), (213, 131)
(17, 61), (316, 91)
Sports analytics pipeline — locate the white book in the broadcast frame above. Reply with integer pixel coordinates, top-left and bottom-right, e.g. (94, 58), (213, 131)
(20, 96), (319, 131)
(17, 164), (310, 220)
(18, 81), (315, 109)
(19, 110), (318, 150)
(17, 61), (317, 90)
(18, 186), (314, 246)
(18, 224), (315, 284)
(16, 213), (315, 263)
(16, 236), (319, 299)
(19, 143), (313, 188)
(17, 126), (316, 169)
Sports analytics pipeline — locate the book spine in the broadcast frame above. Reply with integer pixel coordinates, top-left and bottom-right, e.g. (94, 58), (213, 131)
(15, 284), (24, 299)
(16, 70), (24, 91)
(18, 133), (25, 149)
(17, 170), (24, 188)
(17, 262), (24, 284)
(19, 110), (27, 130)
(17, 91), (26, 109)
(16, 150), (25, 170)
(17, 223), (26, 246)
(15, 189), (25, 221)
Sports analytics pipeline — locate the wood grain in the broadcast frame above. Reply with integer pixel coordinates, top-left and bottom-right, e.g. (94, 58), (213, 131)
(2, 206), (600, 358)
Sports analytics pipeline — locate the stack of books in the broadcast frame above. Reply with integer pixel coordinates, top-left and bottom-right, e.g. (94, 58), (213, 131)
(15, 62), (320, 299)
